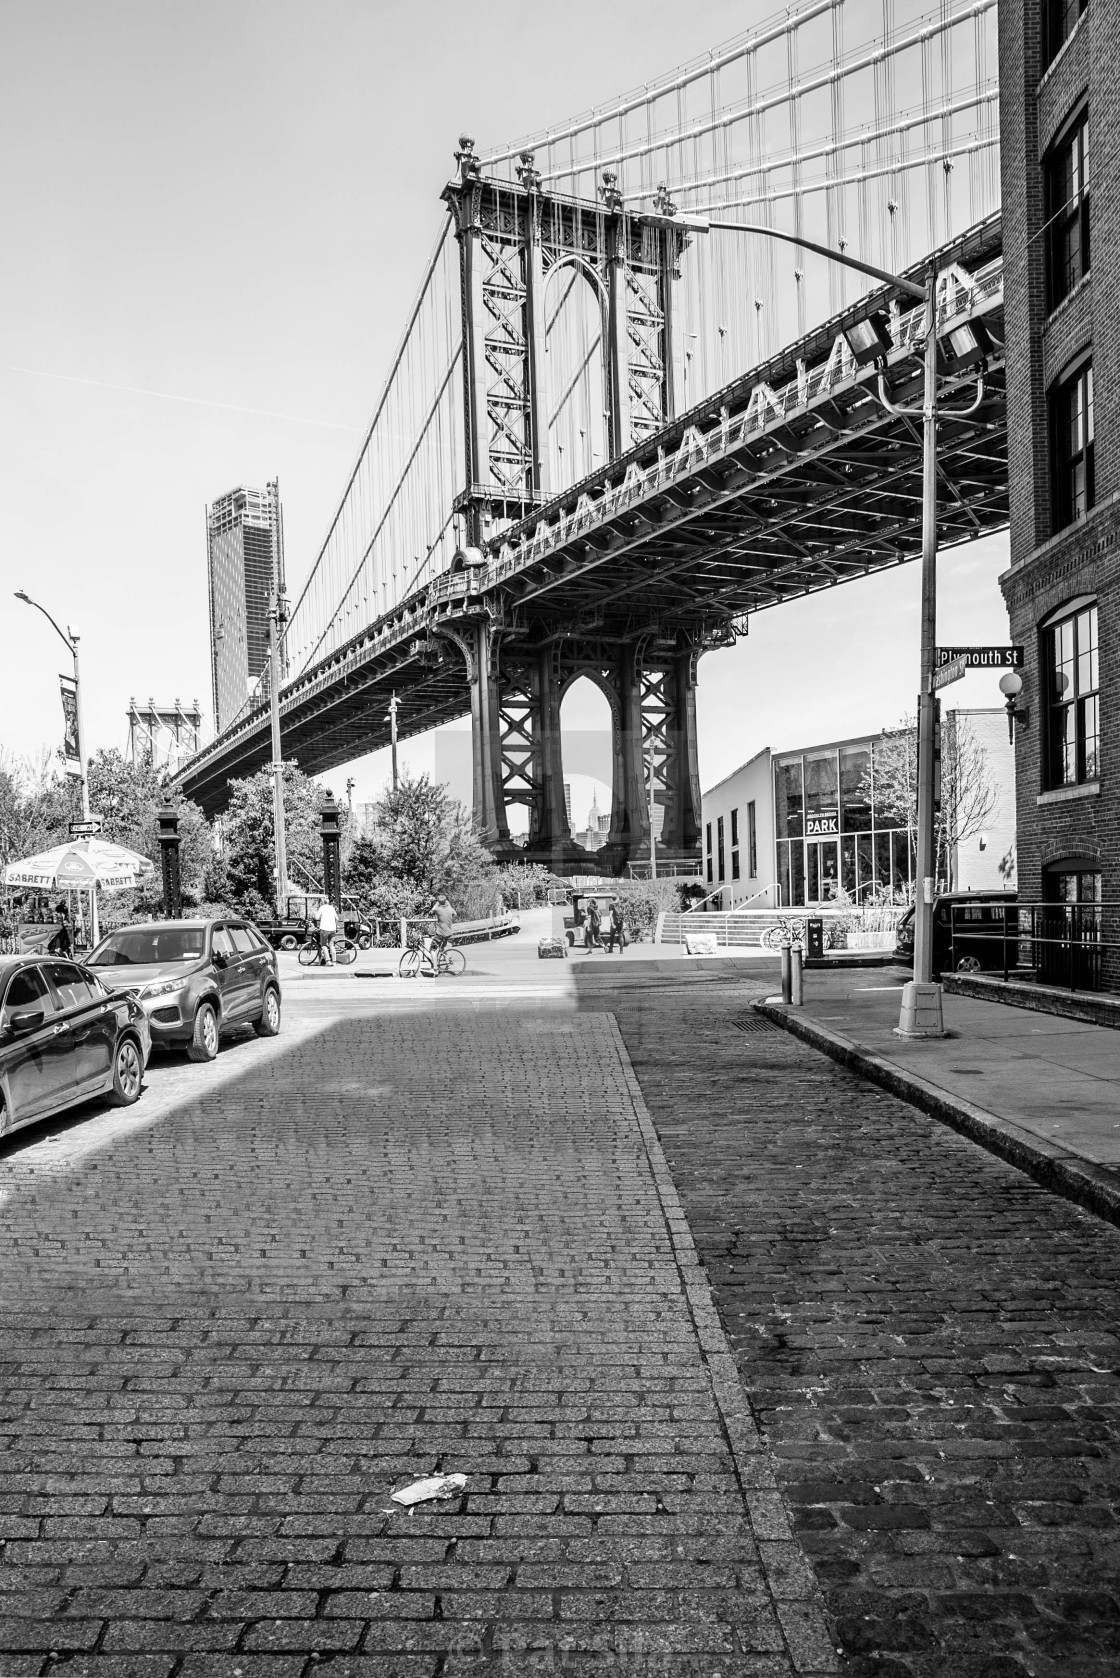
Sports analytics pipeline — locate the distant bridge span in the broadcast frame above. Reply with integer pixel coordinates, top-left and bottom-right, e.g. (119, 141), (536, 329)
(178, 212), (1005, 872)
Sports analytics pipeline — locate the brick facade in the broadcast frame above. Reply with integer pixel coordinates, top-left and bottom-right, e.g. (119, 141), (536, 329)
(998, 0), (1120, 985)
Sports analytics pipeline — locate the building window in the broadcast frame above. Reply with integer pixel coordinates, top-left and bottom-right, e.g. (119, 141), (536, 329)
(1046, 601), (1099, 786)
(730, 808), (740, 880)
(705, 821), (713, 885)
(747, 801), (757, 878)
(1046, 110), (1089, 309)
(1051, 361), (1094, 532)
(1046, 0), (1087, 66)
(717, 815), (725, 882)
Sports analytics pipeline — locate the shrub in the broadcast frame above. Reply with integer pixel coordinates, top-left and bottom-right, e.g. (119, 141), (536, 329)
(612, 878), (682, 943)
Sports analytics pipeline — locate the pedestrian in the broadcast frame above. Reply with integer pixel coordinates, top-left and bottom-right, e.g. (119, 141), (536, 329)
(604, 897), (625, 954)
(50, 902), (73, 959)
(430, 892), (455, 958)
(315, 897), (338, 964)
(585, 897), (602, 950)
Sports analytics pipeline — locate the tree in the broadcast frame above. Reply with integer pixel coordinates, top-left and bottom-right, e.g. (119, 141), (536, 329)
(862, 713), (998, 891)
(219, 763), (334, 919)
(0, 747), (75, 869)
(86, 749), (212, 903)
(346, 772), (496, 919)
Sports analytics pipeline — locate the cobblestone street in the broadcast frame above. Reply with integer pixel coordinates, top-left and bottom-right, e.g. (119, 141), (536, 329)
(0, 973), (832, 1678)
(2, 955), (1119, 1677)
(595, 965), (1120, 1678)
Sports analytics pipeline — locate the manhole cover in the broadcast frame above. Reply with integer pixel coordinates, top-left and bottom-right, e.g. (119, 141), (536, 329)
(731, 1011), (781, 1035)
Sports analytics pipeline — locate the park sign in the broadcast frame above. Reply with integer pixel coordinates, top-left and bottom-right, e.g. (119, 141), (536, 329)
(932, 654), (968, 692)
(805, 813), (839, 836)
(936, 645), (1024, 669)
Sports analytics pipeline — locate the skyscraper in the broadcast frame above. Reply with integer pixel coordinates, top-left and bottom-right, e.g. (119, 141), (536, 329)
(206, 481), (284, 734)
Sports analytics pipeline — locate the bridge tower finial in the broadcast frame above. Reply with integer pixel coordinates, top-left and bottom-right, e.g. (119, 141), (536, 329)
(599, 169), (624, 213)
(453, 134), (481, 182)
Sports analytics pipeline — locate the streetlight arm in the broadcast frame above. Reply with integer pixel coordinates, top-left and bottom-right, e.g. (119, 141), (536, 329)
(877, 370), (986, 420)
(705, 220), (927, 302)
(14, 590), (74, 654)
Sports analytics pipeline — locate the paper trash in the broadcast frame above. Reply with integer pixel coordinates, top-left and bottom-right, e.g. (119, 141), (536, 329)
(390, 1473), (467, 1507)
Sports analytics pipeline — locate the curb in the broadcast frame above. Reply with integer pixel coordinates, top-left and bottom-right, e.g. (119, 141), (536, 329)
(754, 1000), (1120, 1232)
(605, 1013), (840, 1676)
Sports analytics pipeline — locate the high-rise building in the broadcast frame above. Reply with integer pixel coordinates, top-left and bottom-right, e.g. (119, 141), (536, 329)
(998, 0), (1117, 986)
(206, 481), (284, 734)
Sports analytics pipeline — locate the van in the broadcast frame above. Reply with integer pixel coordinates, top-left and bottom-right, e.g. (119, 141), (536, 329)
(893, 890), (1018, 978)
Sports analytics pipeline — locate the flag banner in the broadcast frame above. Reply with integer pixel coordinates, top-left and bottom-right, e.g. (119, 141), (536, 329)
(59, 676), (80, 772)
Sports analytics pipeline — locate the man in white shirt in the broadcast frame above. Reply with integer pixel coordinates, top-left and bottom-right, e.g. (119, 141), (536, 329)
(315, 898), (338, 964)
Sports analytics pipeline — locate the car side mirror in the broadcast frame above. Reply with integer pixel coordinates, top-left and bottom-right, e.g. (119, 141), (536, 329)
(8, 1008), (44, 1036)
(212, 950), (228, 969)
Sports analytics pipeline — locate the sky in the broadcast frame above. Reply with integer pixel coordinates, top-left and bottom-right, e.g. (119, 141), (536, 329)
(0, 0), (1012, 826)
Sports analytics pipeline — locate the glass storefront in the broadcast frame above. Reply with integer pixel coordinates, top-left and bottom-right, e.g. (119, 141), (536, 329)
(774, 740), (914, 906)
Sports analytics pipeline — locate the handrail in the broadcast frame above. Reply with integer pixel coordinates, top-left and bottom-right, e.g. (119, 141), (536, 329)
(684, 880), (782, 916)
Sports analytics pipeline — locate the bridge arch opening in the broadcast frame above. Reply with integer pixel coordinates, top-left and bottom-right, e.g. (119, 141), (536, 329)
(559, 674), (614, 855)
(545, 258), (608, 492)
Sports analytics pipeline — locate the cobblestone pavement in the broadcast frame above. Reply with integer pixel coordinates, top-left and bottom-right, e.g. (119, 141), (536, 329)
(585, 965), (1120, 1678)
(0, 989), (835, 1678)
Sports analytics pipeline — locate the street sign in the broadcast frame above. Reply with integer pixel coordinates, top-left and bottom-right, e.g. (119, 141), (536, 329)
(932, 655), (968, 691)
(936, 645), (1023, 669)
(68, 818), (103, 837)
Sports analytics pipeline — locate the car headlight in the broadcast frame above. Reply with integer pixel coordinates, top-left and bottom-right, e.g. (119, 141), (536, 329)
(142, 977), (190, 1000)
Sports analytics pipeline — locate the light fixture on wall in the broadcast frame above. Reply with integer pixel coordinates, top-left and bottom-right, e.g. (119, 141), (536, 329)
(999, 670), (1028, 742)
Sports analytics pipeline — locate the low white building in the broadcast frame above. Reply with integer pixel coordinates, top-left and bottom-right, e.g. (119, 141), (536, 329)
(701, 709), (1015, 910)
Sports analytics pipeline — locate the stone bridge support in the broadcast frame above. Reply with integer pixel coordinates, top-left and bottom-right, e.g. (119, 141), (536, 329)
(439, 622), (704, 876)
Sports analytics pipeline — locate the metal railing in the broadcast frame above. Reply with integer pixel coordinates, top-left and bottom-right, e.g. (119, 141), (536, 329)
(949, 901), (1119, 994)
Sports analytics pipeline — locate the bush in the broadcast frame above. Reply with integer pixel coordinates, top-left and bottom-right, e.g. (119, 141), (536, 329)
(491, 862), (558, 909)
(612, 878), (682, 944)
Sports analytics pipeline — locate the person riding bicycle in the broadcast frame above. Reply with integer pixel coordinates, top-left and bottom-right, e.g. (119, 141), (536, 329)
(314, 898), (338, 964)
(427, 892), (455, 959)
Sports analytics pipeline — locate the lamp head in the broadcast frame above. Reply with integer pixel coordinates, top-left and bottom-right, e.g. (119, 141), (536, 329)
(14, 590), (31, 604)
(998, 671), (1023, 699)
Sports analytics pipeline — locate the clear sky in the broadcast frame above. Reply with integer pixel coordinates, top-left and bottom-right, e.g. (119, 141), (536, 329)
(0, 0), (1011, 819)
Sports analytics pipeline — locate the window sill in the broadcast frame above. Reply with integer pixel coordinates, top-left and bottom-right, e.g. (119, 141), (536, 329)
(1038, 10), (1086, 89)
(1043, 271), (1091, 332)
(1037, 780), (1100, 805)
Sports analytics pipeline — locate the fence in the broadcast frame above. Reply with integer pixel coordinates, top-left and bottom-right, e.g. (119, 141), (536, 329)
(949, 901), (1119, 994)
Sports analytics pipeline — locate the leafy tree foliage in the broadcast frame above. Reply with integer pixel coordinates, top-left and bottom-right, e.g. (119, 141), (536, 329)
(218, 763), (337, 920)
(345, 772), (495, 919)
(0, 747), (75, 870)
(87, 749), (212, 902)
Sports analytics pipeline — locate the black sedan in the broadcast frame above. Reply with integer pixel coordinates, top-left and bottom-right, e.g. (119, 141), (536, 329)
(0, 954), (151, 1138)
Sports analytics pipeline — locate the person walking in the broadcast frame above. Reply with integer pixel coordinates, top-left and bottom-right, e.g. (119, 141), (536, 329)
(315, 897), (338, 964)
(604, 897), (626, 955)
(585, 897), (603, 950)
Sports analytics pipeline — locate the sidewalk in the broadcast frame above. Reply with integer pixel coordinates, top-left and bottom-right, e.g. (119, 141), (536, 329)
(757, 967), (1120, 1228)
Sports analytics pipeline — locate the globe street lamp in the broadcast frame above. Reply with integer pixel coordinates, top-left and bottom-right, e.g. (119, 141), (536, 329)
(646, 199), (987, 1034)
(14, 589), (92, 823)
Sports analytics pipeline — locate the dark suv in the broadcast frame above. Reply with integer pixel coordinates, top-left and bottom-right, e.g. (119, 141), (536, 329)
(894, 890), (1018, 978)
(88, 919), (281, 1062)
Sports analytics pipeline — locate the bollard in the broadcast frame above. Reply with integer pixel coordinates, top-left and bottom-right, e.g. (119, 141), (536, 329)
(791, 941), (804, 1006)
(780, 938), (792, 1004)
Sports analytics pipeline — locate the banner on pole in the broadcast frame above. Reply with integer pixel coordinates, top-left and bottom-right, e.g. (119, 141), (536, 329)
(59, 676), (81, 774)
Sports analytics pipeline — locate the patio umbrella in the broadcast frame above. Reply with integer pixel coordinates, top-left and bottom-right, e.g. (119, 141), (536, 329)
(3, 837), (155, 947)
(3, 836), (155, 892)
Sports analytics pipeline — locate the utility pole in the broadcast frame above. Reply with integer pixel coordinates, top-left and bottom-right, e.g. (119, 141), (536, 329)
(911, 270), (940, 1002)
(647, 738), (658, 881)
(268, 591), (288, 917)
(386, 693), (399, 792)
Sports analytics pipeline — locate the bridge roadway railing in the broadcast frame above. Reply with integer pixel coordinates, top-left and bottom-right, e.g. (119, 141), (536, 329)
(482, 247), (1003, 590)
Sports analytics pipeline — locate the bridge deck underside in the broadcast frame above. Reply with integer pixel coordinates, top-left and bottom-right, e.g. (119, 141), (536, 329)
(178, 222), (1007, 819)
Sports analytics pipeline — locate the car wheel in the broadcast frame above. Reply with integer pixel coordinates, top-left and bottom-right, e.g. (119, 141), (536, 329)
(279, 934), (298, 952)
(253, 986), (281, 1037)
(358, 934), (372, 950)
(108, 1035), (143, 1106)
(187, 1002), (220, 1063)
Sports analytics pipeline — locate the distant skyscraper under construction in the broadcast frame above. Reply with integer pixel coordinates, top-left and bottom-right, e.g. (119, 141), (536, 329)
(206, 481), (285, 734)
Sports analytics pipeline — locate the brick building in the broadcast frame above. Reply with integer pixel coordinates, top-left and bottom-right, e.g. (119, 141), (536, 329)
(999, 0), (1118, 986)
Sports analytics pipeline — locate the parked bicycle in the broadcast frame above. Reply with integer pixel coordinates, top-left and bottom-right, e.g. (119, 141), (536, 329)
(398, 939), (466, 978)
(299, 933), (358, 967)
(759, 916), (810, 950)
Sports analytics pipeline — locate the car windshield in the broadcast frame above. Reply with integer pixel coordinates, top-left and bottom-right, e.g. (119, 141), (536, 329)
(89, 927), (206, 966)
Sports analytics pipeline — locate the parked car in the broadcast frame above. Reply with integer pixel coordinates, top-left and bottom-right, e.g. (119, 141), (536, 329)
(87, 918), (281, 1062)
(894, 890), (1018, 978)
(0, 953), (151, 1137)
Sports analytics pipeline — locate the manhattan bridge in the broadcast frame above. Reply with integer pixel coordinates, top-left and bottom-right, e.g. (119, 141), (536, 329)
(177, 0), (1006, 875)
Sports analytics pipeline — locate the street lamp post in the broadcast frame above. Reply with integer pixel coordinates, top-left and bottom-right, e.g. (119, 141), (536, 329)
(678, 213), (963, 1034)
(14, 590), (91, 822)
(267, 590), (288, 918)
